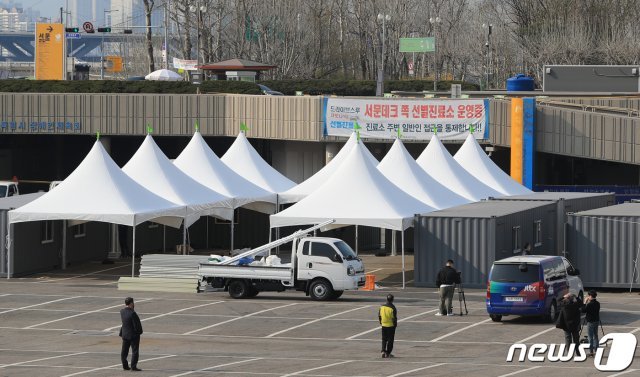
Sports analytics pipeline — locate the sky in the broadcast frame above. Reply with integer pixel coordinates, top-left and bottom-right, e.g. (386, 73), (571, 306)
(7, 0), (65, 20)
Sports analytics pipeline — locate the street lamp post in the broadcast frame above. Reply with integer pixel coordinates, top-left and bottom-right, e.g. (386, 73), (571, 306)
(429, 16), (440, 92)
(483, 23), (493, 89)
(190, 4), (207, 78)
(376, 13), (390, 97)
(101, 9), (118, 80)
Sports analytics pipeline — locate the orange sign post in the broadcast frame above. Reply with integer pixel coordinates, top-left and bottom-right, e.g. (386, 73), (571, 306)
(105, 56), (123, 73)
(35, 23), (65, 80)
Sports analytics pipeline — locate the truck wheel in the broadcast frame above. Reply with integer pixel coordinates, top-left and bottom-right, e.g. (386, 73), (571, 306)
(309, 279), (334, 301)
(490, 314), (502, 322)
(228, 280), (248, 299)
(246, 286), (259, 298)
(331, 290), (344, 300)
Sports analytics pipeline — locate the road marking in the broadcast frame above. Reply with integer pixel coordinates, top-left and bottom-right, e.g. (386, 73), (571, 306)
(367, 268), (384, 273)
(387, 363), (445, 376)
(0, 296), (80, 315)
(39, 265), (128, 282)
(266, 305), (371, 338)
(24, 298), (152, 329)
(430, 318), (492, 342)
(0, 351), (86, 368)
(497, 366), (541, 377)
(610, 369), (639, 377)
(169, 358), (262, 377)
(59, 354), (175, 377)
(630, 327), (640, 334)
(516, 326), (556, 344)
(103, 300), (224, 331)
(184, 303), (297, 335)
(346, 309), (439, 340)
(281, 360), (352, 376)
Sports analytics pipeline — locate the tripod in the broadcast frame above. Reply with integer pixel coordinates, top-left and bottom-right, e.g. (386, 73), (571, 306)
(457, 281), (468, 316)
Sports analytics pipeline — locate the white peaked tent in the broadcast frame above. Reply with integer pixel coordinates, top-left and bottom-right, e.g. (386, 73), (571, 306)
(7, 141), (185, 277)
(221, 132), (296, 194)
(454, 134), (533, 196)
(279, 132), (378, 204)
(271, 142), (435, 288)
(145, 69), (183, 81)
(378, 138), (471, 210)
(174, 131), (278, 250)
(416, 134), (502, 201)
(122, 135), (234, 230)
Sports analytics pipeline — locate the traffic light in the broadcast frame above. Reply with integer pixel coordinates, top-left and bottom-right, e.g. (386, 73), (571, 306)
(97, 27), (111, 33)
(123, 29), (133, 34)
(65, 27), (79, 33)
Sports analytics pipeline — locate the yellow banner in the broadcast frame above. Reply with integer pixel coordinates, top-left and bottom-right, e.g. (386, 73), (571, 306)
(510, 98), (524, 183)
(35, 23), (65, 80)
(105, 56), (123, 72)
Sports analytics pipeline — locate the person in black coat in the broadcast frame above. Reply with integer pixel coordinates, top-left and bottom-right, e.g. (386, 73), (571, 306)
(558, 293), (583, 349)
(435, 260), (461, 316)
(581, 290), (601, 357)
(120, 297), (143, 371)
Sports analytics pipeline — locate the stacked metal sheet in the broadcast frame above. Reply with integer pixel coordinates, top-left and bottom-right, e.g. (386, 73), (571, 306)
(138, 254), (211, 279)
(118, 277), (200, 293)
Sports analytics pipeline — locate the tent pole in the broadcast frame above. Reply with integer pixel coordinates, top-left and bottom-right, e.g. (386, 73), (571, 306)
(62, 220), (67, 270)
(6, 222), (11, 279)
(275, 196), (280, 254)
(163, 225), (165, 253)
(355, 225), (359, 255)
(206, 216), (209, 249)
(230, 209), (235, 253)
(391, 231), (397, 256)
(401, 229), (405, 289)
(131, 226), (136, 278)
(182, 221), (187, 255)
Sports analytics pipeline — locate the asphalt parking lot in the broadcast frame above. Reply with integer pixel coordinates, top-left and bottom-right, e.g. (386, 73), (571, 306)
(0, 257), (639, 377)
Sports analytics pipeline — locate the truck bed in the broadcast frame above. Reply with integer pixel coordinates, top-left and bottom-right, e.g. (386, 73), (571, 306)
(198, 263), (292, 281)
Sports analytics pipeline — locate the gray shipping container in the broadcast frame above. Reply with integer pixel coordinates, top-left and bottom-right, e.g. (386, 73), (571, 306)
(414, 200), (558, 288)
(567, 202), (640, 289)
(491, 192), (615, 257)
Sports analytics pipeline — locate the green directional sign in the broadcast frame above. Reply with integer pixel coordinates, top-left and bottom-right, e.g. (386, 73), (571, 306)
(399, 37), (435, 52)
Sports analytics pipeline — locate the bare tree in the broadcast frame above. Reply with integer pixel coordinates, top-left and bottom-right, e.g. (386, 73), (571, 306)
(142, 0), (156, 73)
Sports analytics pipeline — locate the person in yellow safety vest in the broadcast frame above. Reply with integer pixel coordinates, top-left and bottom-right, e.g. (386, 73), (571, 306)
(378, 294), (398, 358)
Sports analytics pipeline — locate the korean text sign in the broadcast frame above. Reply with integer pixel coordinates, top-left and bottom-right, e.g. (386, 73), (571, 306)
(324, 98), (489, 140)
(35, 23), (65, 80)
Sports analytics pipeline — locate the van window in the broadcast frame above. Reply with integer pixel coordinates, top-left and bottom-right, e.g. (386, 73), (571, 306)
(0, 186), (6, 197)
(334, 241), (357, 260)
(544, 258), (566, 281)
(311, 242), (338, 260)
(7, 184), (16, 197)
(562, 258), (576, 275)
(301, 240), (310, 255)
(491, 263), (540, 283)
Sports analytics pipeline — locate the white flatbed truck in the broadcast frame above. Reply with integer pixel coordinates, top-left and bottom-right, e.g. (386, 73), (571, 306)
(198, 220), (366, 300)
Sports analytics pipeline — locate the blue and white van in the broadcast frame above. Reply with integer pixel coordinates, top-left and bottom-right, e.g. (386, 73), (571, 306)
(486, 255), (583, 322)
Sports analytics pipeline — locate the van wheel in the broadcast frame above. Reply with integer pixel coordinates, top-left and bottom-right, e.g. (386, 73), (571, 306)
(309, 279), (334, 301)
(331, 290), (344, 300)
(228, 280), (248, 299)
(490, 314), (502, 322)
(545, 300), (558, 323)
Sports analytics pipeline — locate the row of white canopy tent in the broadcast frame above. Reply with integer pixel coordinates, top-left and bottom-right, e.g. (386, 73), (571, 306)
(6, 129), (530, 286)
(6, 131), (295, 278)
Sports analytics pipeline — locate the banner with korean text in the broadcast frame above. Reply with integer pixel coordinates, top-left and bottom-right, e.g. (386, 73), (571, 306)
(323, 98), (489, 140)
(35, 23), (65, 80)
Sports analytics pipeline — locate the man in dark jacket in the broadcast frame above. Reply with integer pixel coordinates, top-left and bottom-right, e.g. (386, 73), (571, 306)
(581, 290), (601, 357)
(435, 260), (461, 316)
(558, 293), (582, 349)
(120, 297), (143, 371)
(378, 294), (398, 358)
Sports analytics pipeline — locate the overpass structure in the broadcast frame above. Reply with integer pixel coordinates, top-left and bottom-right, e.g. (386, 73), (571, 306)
(0, 32), (144, 63)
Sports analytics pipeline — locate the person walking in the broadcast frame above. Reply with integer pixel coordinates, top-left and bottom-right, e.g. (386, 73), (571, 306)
(557, 293), (582, 349)
(378, 294), (398, 358)
(435, 260), (460, 316)
(120, 297), (143, 371)
(582, 290), (601, 357)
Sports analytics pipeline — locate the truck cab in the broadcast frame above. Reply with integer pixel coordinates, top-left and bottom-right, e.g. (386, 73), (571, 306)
(0, 181), (19, 198)
(295, 237), (366, 300)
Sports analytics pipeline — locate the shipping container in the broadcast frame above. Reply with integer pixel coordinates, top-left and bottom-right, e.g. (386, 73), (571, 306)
(491, 192), (615, 256)
(414, 200), (557, 288)
(567, 202), (640, 288)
